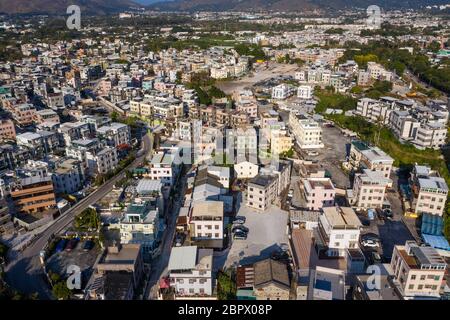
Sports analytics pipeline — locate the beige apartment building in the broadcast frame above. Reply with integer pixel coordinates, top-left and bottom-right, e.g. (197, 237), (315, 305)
(247, 174), (278, 211)
(270, 129), (293, 155)
(390, 241), (446, 299)
(410, 165), (448, 216)
(189, 201), (224, 240)
(351, 169), (392, 210)
(0, 119), (16, 141)
(288, 113), (323, 149)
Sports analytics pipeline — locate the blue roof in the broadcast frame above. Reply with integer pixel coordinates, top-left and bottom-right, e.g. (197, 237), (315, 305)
(422, 234), (450, 251)
(421, 213), (444, 236)
(315, 279), (332, 291)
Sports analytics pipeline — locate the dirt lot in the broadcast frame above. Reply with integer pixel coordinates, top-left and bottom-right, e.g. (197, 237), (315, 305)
(216, 62), (299, 95)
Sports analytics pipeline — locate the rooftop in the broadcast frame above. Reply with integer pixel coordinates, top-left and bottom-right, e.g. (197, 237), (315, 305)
(253, 259), (290, 290)
(322, 206), (361, 228)
(249, 174), (277, 188)
(191, 200), (224, 218)
(309, 266), (345, 300)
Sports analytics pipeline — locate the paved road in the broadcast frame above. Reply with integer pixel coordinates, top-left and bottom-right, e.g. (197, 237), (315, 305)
(4, 133), (153, 299)
(144, 167), (189, 300)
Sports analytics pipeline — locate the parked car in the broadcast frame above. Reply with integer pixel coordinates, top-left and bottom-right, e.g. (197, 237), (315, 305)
(361, 239), (379, 248)
(55, 239), (68, 253)
(175, 233), (185, 247)
(288, 189), (294, 198)
(233, 231), (247, 240)
(383, 209), (393, 219)
(376, 208), (386, 221)
(280, 243), (289, 252)
(83, 240), (95, 252)
(307, 151), (319, 157)
(361, 233), (380, 242)
(65, 238), (79, 252)
(232, 225), (249, 233)
(233, 216), (246, 224)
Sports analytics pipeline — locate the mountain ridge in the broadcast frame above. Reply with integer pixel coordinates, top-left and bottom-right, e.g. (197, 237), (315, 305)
(0, 0), (138, 15)
(149, 0), (450, 12)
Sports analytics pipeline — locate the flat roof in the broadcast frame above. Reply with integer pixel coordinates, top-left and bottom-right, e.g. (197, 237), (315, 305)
(419, 176), (448, 192)
(310, 266), (345, 300)
(322, 206), (361, 228)
(168, 246), (198, 271)
(192, 200), (224, 217)
(103, 244), (141, 264)
(136, 179), (162, 194)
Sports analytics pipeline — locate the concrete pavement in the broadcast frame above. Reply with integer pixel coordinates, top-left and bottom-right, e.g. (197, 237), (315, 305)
(4, 133), (153, 299)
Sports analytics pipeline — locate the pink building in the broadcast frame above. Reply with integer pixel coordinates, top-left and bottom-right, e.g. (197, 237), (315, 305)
(303, 178), (336, 211)
(0, 119), (16, 141)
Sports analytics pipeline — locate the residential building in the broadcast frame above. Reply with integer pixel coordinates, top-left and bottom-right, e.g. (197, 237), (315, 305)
(253, 259), (290, 300)
(234, 161), (259, 180)
(317, 206), (361, 257)
(94, 243), (144, 295)
(308, 267), (346, 300)
(272, 84), (294, 100)
(168, 246), (213, 297)
(413, 122), (447, 150)
(390, 241), (446, 299)
(270, 129), (293, 155)
(119, 199), (160, 254)
(288, 113), (323, 149)
(206, 166), (230, 189)
(410, 165), (448, 216)
(149, 151), (181, 188)
(51, 158), (84, 195)
(189, 200), (224, 243)
(302, 177), (335, 211)
(10, 176), (56, 214)
(94, 147), (118, 175)
(351, 169), (392, 210)
(247, 174), (278, 211)
(297, 85), (313, 99)
(0, 119), (16, 141)
(97, 122), (131, 147)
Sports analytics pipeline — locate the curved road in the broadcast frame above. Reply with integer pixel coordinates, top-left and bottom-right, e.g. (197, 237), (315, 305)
(4, 133), (153, 299)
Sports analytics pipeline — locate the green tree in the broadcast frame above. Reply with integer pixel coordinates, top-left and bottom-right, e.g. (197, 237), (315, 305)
(52, 281), (72, 300)
(217, 270), (236, 300)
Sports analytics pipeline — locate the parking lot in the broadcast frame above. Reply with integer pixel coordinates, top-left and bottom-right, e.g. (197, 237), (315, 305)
(358, 210), (415, 262)
(46, 239), (100, 287)
(216, 203), (289, 270)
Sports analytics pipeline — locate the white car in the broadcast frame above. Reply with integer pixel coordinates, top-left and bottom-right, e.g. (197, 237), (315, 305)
(361, 239), (379, 248)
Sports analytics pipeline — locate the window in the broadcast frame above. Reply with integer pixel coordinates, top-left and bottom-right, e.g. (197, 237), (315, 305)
(420, 275), (426, 281)
(408, 284), (414, 290)
(411, 275), (416, 280)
